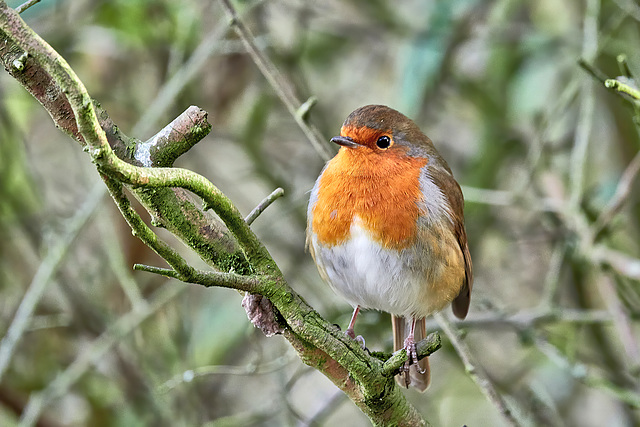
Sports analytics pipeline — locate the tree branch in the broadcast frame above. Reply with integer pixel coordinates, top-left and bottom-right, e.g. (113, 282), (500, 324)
(605, 78), (640, 101)
(435, 313), (524, 427)
(218, 0), (333, 161)
(245, 187), (285, 226)
(0, 3), (436, 425)
(0, 3), (247, 273)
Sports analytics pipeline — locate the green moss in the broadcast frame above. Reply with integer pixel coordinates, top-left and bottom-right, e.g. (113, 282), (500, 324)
(133, 186), (250, 273)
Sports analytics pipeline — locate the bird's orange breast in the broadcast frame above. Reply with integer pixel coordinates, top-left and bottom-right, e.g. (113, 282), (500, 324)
(312, 148), (428, 250)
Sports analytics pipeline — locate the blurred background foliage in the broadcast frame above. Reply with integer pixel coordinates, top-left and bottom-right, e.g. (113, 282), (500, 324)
(1, 0), (639, 425)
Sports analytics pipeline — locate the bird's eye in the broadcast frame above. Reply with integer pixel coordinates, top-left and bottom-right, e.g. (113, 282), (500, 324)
(376, 135), (391, 149)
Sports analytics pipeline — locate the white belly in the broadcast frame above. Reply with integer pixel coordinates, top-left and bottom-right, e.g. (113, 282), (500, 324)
(310, 220), (445, 318)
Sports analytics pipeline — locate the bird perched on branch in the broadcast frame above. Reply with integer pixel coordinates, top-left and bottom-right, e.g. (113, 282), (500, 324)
(307, 104), (473, 391)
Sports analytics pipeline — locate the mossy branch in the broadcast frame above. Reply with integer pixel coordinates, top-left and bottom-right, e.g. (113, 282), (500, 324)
(605, 79), (640, 102)
(0, 3), (246, 273)
(0, 3), (436, 425)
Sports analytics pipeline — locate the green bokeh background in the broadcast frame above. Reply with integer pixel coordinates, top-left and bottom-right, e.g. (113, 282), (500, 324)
(1, 0), (639, 426)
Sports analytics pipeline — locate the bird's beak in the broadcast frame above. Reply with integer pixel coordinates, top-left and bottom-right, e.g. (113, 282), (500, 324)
(331, 135), (360, 148)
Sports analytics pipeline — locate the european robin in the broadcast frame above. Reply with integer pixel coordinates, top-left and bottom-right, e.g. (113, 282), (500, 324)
(306, 105), (473, 391)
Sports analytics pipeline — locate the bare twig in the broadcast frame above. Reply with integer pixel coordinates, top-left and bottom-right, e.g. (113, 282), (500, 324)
(611, 0), (640, 22)
(132, 20), (230, 138)
(570, 92), (594, 208)
(245, 187), (285, 225)
(593, 150), (640, 236)
(103, 178), (200, 278)
(157, 353), (295, 394)
(434, 313), (524, 427)
(578, 58), (608, 84)
(218, 0), (332, 161)
(426, 308), (612, 332)
(570, 0), (599, 209)
(600, 275), (640, 371)
(540, 243), (567, 308)
(605, 78), (640, 101)
(302, 390), (348, 427)
(534, 333), (640, 408)
(97, 212), (146, 311)
(15, 0), (41, 14)
(591, 245), (640, 281)
(617, 54), (634, 79)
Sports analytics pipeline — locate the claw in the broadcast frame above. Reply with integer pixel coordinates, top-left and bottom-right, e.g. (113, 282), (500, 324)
(345, 327), (356, 340)
(401, 332), (426, 387)
(406, 338), (426, 374)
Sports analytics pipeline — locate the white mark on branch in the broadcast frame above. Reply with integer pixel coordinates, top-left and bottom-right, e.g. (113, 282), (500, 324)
(12, 51), (28, 71)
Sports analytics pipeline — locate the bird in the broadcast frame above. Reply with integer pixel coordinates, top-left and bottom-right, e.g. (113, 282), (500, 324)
(306, 104), (472, 391)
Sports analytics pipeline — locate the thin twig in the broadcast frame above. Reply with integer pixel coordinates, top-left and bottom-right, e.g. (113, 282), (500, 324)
(16, 0), (41, 14)
(600, 275), (640, 371)
(534, 333), (640, 408)
(570, 0), (599, 209)
(134, 263), (261, 292)
(296, 96), (318, 121)
(617, 54), (633, 79)
(426, 308), (612, 332)
(590, 245), (640, 281)
(540, 243), (567, 308)
(107, 178), (260, 292)
(611, 0), (640, 22)
(98, 211), (147, 311)
(605, 78), (640, 101)
(593, 150), (640, 236)
(434, 313), (523, 427)
(615, 54), (640, 128)
(302, 390), (348, 427)
(245, 187), (285, 225)
(0, 182), (105, 384)
(380, 333), (441, 377)
(578, 58), (608, 84)
(157, 353), (295, 394)
(134, 264), (179, 278)
(132, 20), (230, 138)
(103, 177), (198, 279)
(218, 0), (332, 161)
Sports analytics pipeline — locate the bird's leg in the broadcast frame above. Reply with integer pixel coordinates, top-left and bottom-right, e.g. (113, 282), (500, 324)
(344, 306), (365, 348)
(345, 306), (360, 338)
(403, 318), (426, 374)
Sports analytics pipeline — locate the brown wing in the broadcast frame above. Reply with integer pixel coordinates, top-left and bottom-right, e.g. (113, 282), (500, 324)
(430, 165), (473, 319)
(452, 235), (472, 319)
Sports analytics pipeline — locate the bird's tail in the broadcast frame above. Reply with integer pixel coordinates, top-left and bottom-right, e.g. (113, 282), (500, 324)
(392, 315), (430, 392)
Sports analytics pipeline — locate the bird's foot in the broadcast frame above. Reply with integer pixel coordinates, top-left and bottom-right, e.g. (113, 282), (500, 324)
(400, 335), (426, 387)
(345, 327), (366, 349)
